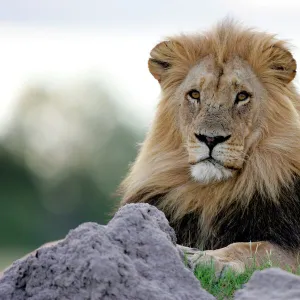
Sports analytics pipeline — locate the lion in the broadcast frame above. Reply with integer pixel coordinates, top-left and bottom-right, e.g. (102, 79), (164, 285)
(119, 20), (300, 274)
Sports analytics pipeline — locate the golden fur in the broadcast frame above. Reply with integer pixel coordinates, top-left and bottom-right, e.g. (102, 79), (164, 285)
(119, 20), (300, 270)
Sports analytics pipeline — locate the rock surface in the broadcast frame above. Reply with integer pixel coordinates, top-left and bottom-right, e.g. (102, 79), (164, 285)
(0, 203), (214, 300)
(234, 268), (300, 300)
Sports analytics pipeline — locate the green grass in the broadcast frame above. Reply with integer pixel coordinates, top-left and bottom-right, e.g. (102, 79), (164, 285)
(194, 262), (269, 299)
(193, 258), (300, 300)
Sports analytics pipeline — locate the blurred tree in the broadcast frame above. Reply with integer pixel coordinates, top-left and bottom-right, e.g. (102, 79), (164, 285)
(0, 146), (41, 247)
(1, 78), (144, 250)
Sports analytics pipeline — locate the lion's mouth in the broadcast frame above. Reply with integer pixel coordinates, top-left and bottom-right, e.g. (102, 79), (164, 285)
(190, 156), (220, 166)
(190, 157), (239, 171)
(205, 157), (225, 169)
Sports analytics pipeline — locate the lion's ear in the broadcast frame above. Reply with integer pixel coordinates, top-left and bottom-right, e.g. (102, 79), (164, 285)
(148, 41), (181, 83)
(268, 45), (297, 84)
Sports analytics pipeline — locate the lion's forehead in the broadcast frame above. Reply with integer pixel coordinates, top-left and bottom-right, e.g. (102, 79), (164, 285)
(182, 55), (257, 99)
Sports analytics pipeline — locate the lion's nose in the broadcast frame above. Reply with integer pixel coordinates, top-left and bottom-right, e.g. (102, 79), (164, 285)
(194, 134), (231, 150)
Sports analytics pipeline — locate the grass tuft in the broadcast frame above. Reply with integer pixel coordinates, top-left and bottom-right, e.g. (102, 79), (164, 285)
(193, 258), (300, 300)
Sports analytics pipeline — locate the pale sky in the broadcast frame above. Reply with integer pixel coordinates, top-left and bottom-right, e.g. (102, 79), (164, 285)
(0, 0), (299, 134)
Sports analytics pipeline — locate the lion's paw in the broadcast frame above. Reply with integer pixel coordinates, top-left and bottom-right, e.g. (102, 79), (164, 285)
(189, 250), (246, 277)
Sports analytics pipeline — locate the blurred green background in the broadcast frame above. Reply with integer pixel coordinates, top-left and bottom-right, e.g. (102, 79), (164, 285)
(0, 80), (145, 270)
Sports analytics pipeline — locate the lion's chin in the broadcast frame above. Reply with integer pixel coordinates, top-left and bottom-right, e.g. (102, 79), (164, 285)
(191, 160), (234, 183)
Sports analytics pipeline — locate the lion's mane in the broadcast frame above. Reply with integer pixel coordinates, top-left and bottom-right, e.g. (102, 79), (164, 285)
(119, 21), (300, 250)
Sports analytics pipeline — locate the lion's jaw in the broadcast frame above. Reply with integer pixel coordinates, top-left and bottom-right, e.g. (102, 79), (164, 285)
(177, 56), (265, 183)
(191, 160), (234, 183)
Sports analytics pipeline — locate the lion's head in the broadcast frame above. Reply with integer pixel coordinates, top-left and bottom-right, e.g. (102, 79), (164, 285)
(170, 55), (266, 183)
(148, 23), (296, 184)
(120, 20), (300, 225)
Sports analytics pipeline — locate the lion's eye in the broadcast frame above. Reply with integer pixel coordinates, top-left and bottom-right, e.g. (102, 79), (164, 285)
(236, 91), (250, 103)
(187, 90), (200, 101)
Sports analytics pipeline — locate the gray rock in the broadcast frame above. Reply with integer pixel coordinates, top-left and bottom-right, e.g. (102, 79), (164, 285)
(234, 268), (300, 300)
(0, 203), (214, 300)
